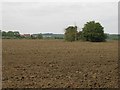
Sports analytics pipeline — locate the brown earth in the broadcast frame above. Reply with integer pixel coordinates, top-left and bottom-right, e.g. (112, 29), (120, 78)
(2, 39), (119, 88)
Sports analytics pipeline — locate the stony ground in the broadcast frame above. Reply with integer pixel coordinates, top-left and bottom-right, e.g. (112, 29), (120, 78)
(2, 39), (119, 88)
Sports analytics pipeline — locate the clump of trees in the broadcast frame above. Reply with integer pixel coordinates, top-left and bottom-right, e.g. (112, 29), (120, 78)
(65, 26), (78, 42)
(2, 31), (43, 39)
(37, 34), (43, 39)
(2, 31), (21, 39)
(64, 21), (107, 42)
(82, 21), (107, 42)
(31, 33), (43, 39)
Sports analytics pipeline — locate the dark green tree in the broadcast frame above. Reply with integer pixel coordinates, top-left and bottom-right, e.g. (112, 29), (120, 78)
(77, 31), (82, 40)
(7, 31), (14, 37)
(82, 21), (107, 42)
(14, 31), (20, 38)
(14, 31), (20, 36)
(64, 26), (78, 42)
(38, 33), (43, 39)
(2, 31), (7, 36)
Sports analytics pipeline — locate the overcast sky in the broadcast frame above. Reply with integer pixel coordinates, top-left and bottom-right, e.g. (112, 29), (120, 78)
(2, 1), (118, 34)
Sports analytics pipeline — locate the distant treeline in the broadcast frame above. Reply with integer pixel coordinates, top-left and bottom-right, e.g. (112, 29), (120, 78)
(1, 30), (119, 41)
(0, 21), (120, 42)
(106, 34), (120, 40)
(2, 31), (23, 39)
(0, 30), (64, 39)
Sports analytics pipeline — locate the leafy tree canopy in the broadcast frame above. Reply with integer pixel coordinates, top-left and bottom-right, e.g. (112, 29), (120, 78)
(82, 21), (106, 42)
(65, 26), (78, 42)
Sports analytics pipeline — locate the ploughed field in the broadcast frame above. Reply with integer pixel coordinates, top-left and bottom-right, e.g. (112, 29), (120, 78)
(2, 39), (118, 88)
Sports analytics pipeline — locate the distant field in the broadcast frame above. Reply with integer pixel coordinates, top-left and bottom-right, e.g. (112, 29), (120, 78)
(2, 39), (119, 88)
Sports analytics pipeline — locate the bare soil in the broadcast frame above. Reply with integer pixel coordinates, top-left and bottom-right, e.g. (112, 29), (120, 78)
(2, 39), (119, 88)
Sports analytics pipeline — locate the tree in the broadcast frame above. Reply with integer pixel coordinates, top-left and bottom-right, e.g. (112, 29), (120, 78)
(64, 26), (78, 42)
(37, 33), (43, 39)
(2, 31), (7, 36)
(7, 31), (14, 37)
(14, 31), (20, 38)
(14, 31), (20, 36)
(82, 21), (107, 42)
(77, 31), (82, 40)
